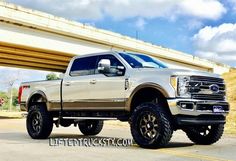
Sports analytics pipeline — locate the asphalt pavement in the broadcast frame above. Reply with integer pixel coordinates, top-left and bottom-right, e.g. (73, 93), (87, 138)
(0, 119), (235, 161)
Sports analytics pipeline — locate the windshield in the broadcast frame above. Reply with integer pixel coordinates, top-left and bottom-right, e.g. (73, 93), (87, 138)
(119, 53), (168, 69)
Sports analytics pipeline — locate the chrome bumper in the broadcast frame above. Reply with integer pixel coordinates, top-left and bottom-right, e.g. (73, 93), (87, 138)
(167, 98), (229, 116)
(20, 102), (27, 111)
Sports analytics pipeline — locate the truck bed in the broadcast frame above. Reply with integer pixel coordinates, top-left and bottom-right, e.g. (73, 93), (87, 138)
(20, 79), (62, 111)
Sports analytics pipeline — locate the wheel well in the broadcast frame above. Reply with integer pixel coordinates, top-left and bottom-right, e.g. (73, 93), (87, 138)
(27, 93), (47, 111)
(130, 87), (171, 116)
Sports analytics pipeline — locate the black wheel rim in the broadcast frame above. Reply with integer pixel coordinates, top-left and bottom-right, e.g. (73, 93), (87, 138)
(198, 126), (211, 136)
(31, 112), (42, 134)
(81, 120), (95, 130)
(86, 122), (93, 129)
(139, 112), (159, 140)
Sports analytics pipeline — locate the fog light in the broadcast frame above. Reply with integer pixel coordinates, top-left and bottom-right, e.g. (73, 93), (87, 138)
(180, 102), (194, 110)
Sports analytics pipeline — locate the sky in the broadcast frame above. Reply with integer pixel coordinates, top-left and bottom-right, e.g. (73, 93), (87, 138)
(1, 0), (236, 90)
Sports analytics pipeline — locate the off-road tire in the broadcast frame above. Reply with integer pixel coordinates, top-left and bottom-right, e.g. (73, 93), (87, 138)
(130, 102), (173, 149)
(79, 120), (103, 136)
(183, 124), (224, 145)
(26, 104), (53, 139)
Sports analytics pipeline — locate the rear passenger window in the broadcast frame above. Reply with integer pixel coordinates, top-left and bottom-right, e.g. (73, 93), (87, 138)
(70, 56), (98, 76)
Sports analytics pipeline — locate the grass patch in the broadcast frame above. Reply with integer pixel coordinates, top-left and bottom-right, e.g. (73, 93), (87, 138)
(0, 111), (24, 119)
(222, 70), (236, 134)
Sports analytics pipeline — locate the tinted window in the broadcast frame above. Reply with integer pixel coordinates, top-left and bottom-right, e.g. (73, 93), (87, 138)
(97, 55), (123, 67)
(119, 53), (167, 68)
(119, 53), (142, 68)
(70, 56), (98, 76)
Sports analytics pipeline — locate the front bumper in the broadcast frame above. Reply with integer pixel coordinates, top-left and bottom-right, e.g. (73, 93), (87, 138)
(175, 115), (226, 125)
(167, 98), (229, 116)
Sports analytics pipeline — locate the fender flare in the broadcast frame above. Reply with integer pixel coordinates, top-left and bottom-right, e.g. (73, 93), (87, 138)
(126, 83), (169, 111)
(26, 90), (48, 111)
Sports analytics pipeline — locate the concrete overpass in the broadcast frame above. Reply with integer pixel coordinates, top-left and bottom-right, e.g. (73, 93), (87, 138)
(0, 2), (231, 74)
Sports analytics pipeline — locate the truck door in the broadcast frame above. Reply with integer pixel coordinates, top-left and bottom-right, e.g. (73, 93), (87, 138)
(62, 55), (98, 110)
(89, 54), (127, 110)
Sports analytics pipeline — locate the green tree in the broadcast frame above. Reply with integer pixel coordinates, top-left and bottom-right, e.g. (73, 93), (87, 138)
(46, 73), (58, 80)
(0, 91), (8, 103)
(12, 96), (18, 106)
(11, 88), (19, 106)
(0, 91), (8, 110)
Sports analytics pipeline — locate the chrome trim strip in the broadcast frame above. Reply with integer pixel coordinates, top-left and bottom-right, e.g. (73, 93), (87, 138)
(63, 98), (127, 103)
(48, 99), (127, 111)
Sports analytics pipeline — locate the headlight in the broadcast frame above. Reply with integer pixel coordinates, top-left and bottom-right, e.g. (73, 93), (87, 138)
(170, 76), (190, 98)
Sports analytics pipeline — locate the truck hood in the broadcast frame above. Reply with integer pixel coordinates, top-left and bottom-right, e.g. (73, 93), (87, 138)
(134, 68), (220, 78)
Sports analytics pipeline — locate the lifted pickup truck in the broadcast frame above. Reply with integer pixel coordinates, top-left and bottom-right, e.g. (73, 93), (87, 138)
(19, 51), (229, 148)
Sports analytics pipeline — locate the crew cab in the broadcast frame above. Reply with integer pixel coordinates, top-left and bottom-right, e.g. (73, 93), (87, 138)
(19, 51), (229, 148)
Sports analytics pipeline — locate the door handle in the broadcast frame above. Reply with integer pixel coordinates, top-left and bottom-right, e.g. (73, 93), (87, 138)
(90, 79), (97, 84)
(65, 82), (71, 86)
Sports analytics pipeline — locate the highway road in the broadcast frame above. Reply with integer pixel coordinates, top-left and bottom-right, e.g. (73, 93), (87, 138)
(0, 118), (235, 161)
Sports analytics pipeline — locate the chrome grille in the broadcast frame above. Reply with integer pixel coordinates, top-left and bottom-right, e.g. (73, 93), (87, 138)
(189, 76), (225, 101)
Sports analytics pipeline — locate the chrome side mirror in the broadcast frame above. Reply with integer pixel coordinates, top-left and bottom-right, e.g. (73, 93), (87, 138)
(98, 59), (111, 73)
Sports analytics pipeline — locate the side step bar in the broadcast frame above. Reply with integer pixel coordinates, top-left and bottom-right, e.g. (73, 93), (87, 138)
(62, 117), (117, 120)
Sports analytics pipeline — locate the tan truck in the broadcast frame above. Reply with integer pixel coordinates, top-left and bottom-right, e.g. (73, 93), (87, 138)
(19, 51), (229, 148)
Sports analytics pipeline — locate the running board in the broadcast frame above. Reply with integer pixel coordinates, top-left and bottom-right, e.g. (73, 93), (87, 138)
(62, 117), (117, 120)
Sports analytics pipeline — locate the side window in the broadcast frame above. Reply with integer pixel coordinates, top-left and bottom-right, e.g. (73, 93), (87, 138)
(70, 56), (98, 76)
(95, 54), (125, 76)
